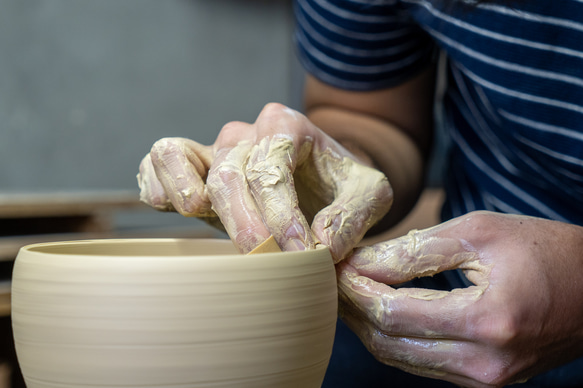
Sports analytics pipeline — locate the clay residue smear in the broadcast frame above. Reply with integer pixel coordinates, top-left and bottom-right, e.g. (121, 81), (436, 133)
(246, 136), (316, 251)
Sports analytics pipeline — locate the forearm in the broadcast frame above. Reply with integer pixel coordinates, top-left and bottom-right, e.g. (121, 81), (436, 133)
(306, 107), (427, 231)
(302, 67), (436, 233)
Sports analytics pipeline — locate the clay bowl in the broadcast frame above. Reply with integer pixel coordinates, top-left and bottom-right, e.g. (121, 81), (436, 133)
(11, 238), (337, 388)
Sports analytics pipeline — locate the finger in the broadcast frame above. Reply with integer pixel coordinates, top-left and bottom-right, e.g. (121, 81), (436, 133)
(206, 140), (271, 254)
(340, 309), (499, 388)
(149, 137), (215, 217)
(246, 135), (316, 252)
(310, 153), (393, 262)
(346, 228), (487, 285)
(137, 153), (175, 212)
(336, 263), (487, 339)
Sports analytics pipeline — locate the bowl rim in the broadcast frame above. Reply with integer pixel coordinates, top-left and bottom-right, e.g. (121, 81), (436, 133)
(17, 238), (329, 259)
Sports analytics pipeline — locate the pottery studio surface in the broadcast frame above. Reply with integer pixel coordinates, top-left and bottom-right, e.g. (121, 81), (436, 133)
(11, 238), (337, 388)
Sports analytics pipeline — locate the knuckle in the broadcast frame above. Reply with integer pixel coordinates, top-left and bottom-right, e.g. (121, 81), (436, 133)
(374, 175), (393, 208)
(218, 121), (245, 138)
(174, 187), (212, 217)
(259, 102), (300, 123)
(379, 175), (392, 195)
(177, 202), (203, 217)
(139, 187), (174, 212)
(458, 210), (501, 241)
(261, 102), (288, 116)
(461, 210), (498, 228)
(145, 192), (168, 208)
(150, 137), (181, 163)
(471, 313), (518, 347)
(206, 165), (242, 200)
(209, 164), (241, 185)
(216, 122), (253, 148)
(464, 210), (495, 224)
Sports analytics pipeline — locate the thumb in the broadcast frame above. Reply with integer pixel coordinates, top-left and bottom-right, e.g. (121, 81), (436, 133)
(344, 227), (481, 285)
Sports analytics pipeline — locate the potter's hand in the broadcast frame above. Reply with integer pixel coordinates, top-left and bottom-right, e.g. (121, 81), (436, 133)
(337, 211), (583, 388)
(137, 103), (392, 260)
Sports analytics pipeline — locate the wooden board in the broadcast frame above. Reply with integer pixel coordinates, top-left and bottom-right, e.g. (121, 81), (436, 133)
(0, 281), (10, 317)
(0, 190), (145, 219)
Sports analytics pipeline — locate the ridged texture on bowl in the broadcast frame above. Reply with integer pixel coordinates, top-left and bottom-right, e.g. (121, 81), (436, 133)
(11, 239), (337, 388)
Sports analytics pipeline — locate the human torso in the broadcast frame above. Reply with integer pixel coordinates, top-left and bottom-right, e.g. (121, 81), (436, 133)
(295, 0), (583, 224)
(405, 0), (583, 223)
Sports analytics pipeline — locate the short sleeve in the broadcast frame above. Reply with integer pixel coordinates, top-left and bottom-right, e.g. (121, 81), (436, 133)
(294, 0), (436, 91)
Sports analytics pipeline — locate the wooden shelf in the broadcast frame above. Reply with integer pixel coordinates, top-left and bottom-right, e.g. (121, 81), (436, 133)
(0, 227), (221, 262)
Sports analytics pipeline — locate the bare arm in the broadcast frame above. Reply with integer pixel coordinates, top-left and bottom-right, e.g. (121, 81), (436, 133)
(303, 66), (436, 232)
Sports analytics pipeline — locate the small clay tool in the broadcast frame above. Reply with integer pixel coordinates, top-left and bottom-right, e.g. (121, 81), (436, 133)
(248, 235), (281, 255)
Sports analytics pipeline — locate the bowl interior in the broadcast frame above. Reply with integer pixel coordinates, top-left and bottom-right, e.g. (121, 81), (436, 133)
(24, 238), (239, 257)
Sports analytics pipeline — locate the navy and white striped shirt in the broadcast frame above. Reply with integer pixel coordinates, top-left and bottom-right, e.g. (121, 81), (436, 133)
(295, 0), (583, 226)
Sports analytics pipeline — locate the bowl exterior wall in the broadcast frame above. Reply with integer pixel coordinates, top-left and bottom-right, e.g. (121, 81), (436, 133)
(11, 239), (337, 388)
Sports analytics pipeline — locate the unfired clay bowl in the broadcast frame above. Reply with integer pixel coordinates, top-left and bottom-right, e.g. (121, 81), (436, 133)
(11, 239), (337, 388)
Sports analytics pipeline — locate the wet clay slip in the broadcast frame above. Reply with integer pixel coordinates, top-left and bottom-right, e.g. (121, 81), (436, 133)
(11, 238), (337, 388)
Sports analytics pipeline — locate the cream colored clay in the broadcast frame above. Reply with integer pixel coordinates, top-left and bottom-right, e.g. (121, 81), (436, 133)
(335, 228), (495, 382)
(351, 228), (492, 292)
(206, 141), (269, 252)
(297, 145), (390, 224)
(244, 136), (390, 255)
(12, 239), (337, 388)
(296, 145), (392, 261)
(141, 134), (390, 256)
(246, 136), (316, 250)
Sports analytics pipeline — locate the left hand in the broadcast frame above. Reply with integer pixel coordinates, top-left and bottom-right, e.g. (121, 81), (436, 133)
(137, 103), (392, 260)
(337, 211), (583, 388)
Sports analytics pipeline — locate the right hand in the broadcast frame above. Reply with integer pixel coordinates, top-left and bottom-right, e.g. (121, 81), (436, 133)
(336, 212), (583, 387)
(137, 103), (393, 261)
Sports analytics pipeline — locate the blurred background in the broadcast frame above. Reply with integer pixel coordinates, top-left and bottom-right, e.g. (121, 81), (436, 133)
(1, 0), (301, 192)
